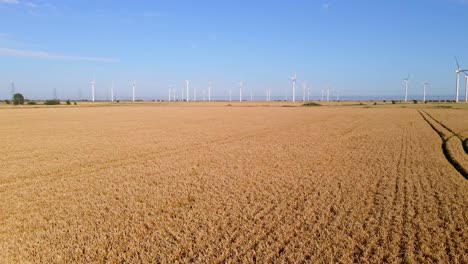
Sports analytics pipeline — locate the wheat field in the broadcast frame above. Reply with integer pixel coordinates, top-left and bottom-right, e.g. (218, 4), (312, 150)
(0, 104), (467, 263)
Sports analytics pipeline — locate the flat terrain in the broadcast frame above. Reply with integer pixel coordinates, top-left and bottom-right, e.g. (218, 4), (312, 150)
(0, 104), (467, 263)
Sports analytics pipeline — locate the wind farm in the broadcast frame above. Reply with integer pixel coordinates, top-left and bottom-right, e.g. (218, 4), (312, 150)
(1, 1), (467, 263)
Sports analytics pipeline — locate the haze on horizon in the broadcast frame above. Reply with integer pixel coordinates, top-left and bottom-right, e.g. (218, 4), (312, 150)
(1, 0), (467, 101)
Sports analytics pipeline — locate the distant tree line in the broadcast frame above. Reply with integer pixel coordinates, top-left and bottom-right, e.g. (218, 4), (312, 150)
(3, 93), (77, 106)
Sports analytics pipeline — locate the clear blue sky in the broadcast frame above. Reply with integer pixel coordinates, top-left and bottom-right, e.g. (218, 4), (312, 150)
(1, 0), (467, 100)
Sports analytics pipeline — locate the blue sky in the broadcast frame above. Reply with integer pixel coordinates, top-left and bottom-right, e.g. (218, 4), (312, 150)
(1, 0), (467, 100)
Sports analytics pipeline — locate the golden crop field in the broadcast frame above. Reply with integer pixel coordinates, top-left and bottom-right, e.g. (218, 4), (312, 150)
(1, 103), (467, 263)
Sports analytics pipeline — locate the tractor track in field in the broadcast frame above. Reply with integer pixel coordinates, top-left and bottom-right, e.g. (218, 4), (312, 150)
(418, 110), (468, 179)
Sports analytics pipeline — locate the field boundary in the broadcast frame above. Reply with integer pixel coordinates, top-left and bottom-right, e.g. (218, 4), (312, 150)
(418, 110), (468, 179)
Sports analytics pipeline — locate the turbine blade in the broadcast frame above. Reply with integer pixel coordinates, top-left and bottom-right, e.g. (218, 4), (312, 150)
(455, 56), (460, 70)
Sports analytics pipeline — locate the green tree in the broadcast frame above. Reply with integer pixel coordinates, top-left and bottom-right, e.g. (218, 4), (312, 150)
(12, 93), (25, 105)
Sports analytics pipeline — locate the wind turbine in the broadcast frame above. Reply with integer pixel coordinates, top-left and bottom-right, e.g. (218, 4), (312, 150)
(302, 82), (306, 102)
(307, 86), (310, 101)
(464, 73), (468, 102)
(423, 81), (428, 102)
(111, 81), (114, 102)
(250, 87), (253, 101)
(90, 79), (95, 102)
(403, 74), (410, 102)
(208, 81), (212, 102)
(132, 81), (136, 102)
(239, 81), (243, 102)
(11, 82), (15, 97)
(229, 89), (232, 102)
(168, 86), (172, 101)
(291, 74), (297, 102)
(455, 57), (468, 102)
(326, 87), (330, 102)
(185, 80), (190, 102)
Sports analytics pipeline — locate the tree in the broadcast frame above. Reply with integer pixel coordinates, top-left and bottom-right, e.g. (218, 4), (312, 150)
(12, 93), (25, 105)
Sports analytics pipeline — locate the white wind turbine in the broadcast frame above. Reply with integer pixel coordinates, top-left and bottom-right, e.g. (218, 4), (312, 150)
(423, 81), (428, 102)
(464, 73), (468, 102)
(208, 81), (212, 102)
(291, 74), (297, 102)
(132, 81), (136, 102)
(185, 80), (190, 102)
(455, 57), (468, 102)
(168, 86), (172, 101)
(239, 81), (243, 102)
(403, 74), (410, 102)
(302, 82), (306, 102)
(111, 81), (114, 102)
(326, 87), (330, 102)
(90, 78), (95, 102)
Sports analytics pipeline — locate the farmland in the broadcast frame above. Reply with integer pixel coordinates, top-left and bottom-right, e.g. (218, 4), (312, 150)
(0, 103), (467, 263)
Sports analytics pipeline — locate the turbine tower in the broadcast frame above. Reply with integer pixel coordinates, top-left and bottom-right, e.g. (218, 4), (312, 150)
(239, 81), (243, 102)
(208, 81), (212, 102)
(185, 80), (190, 102)
(91, 79), (95, 102)
(291, 74), (297, 102)
(132, 81), (136, 102)
(168, 86), (172, 102)
(464, 73), (468, 102)
(326, 87), (330, 102)
(403, 74), (410, 102)
(454, 57), (468, 102)
(302, 82), (306, 102)
(423, 81), (428, 102)
(111, 81), (114, 102)
(11, 82), (15, 97)
(455, 58), (461, 103)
